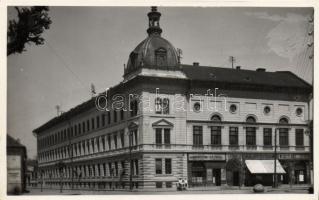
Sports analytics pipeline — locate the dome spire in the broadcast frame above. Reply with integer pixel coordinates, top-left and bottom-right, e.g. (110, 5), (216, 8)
(147, 6), (162, 36)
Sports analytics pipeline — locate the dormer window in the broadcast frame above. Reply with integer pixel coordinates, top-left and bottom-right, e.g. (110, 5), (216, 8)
(129, 52), (138, 68)
(155, 48), (167, 66)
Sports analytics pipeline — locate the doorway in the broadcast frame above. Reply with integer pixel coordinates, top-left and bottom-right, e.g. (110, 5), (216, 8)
(233, 171), (239, 186)
(213, 169), (221, 186)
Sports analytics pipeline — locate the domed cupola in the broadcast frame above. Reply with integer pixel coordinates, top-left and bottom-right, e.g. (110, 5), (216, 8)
(124, 7), (180, 79)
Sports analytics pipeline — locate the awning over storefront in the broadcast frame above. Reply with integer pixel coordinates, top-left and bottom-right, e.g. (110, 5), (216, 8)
(245, 160), (286, 174)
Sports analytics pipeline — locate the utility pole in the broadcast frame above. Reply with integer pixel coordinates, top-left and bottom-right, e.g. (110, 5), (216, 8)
(129, 130), (133, 191)
(273, 128), (278, 188)
(66, 119), (74, 190)
(229, 56), (235, 69)
(40, 170), (44, 192)
(55, 105), (60, 116)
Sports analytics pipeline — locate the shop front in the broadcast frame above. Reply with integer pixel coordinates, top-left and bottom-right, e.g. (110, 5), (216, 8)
(188, 153), (226, 187)
(278, 153), (310, 184)
(244, 159), (286, 186)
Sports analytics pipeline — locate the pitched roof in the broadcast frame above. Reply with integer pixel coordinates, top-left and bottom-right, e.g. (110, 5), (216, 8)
(33, 65), (312, 134)
(181, 65), (312, 89)
(7, 134), (25, 148)
(33, 97), (96, 134)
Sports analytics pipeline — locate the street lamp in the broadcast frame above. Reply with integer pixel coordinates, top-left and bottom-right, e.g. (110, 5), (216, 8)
(273, 128), (278, 188)
(128, 130), (133, 191)
(56, 161), (66, 193)
(305, 121), (313, 185)
(40, 170), (44, 192)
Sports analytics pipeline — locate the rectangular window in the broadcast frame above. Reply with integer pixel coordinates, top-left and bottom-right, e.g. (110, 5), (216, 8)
(78, 124), (81, 134)
(263, 128), (272, 146)
(155, 128), (162, 144)
(193, 126), (203, 146)
(130, 100), (138, 117)
(103, 163), (107, 176)
(114, 135), (117, 149)
(229, 127), (238, 145)
(107, 111), (111, 124)
(296, 129), (304, 146)
(164, 129), (170, 144)
(115, 162), (118, 176)
(82, 122), (85, 133)
(109, 163), (112, 176)
(74, 125), (77, 136)
(133, 129), (138, 146)
(211, 126), (221, 145)
(165, 158), (172, 174)
(155, 158), (162, 174)
(102, 114), (106, 127)
(70, 127), (73, 137)
(120, 130), (125, 147)
(279, 128), (289, 146)
(246, 127), (256, 146)
(87, 120), (90, 132)
(82, 142), (85, 154)
(96, 116), (100, 128)
(155, 98), (169, 114)
(163, 98), (169, 114)
(67, 128), (70, 139)
(135, 160), (139, 175)
(88, 166), (92, 177)
(86, 140), (90, 153)
(102, 137), (105, 151)
(120, 109), (124, 120)
(156, 182), (163, 188)
(108, 135), (111, 150)
(155, 98), (162, 114)
(91, 139), (95, 152)
(166, 182), (172, 188)
(96, 137), (100, 152)
(121, 161), (125, 173)
(113, 110), (117, 123)
(91, 118), (95, 129)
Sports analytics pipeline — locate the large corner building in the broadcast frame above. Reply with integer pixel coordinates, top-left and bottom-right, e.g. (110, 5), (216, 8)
(33, 7), (313, 190)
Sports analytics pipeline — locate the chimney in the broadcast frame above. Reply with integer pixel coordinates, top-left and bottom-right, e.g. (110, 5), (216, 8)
(256, 68), (266, 72)
(193, 62), (199, 66)
(236, 66), (241, 70)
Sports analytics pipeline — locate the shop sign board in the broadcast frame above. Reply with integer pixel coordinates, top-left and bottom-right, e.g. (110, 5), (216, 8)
(189, 154), (226, 161)
(7, 155), (22, 184)
(278, 154), (309, 160)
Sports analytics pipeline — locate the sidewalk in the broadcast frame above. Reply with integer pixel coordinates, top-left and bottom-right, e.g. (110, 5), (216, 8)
(186, 184), (311, 192)
(23, 184), (311, 195)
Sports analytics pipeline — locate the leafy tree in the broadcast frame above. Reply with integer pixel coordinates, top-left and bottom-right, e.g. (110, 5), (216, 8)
(7, 6), (52, 56)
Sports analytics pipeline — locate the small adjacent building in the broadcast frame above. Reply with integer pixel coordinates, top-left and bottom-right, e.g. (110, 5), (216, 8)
(26, 159), (39, 188)
(33, 7), (313, 190)
(7, 135), (27, 194)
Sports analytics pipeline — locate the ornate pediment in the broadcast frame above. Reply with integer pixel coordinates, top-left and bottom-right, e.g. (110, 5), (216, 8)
(152, 119), (173, 127)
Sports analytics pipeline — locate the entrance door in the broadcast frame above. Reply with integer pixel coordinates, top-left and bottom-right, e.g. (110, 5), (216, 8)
(213, 169), (221, 186)
(233, 171), (239, 186)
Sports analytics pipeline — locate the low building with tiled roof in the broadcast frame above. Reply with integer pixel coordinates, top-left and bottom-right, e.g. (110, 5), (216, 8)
(7, 135), (27, 194)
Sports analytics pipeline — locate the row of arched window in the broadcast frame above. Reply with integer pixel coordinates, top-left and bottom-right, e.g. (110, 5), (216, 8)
(210, 114), (289, 124)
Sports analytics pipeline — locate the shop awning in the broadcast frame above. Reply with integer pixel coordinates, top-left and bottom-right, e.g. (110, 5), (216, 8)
(245, 160), (286, 174)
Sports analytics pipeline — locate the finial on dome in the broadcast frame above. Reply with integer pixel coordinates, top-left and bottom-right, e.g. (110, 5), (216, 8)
(151, 6), (157, 12)
(147, 6), (162, 36)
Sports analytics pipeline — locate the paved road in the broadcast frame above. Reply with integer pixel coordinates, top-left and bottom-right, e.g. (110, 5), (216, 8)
(20, 187), (309, 195)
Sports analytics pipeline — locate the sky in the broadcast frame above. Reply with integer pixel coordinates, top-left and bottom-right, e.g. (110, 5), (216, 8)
(7, 7), (314, 158)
